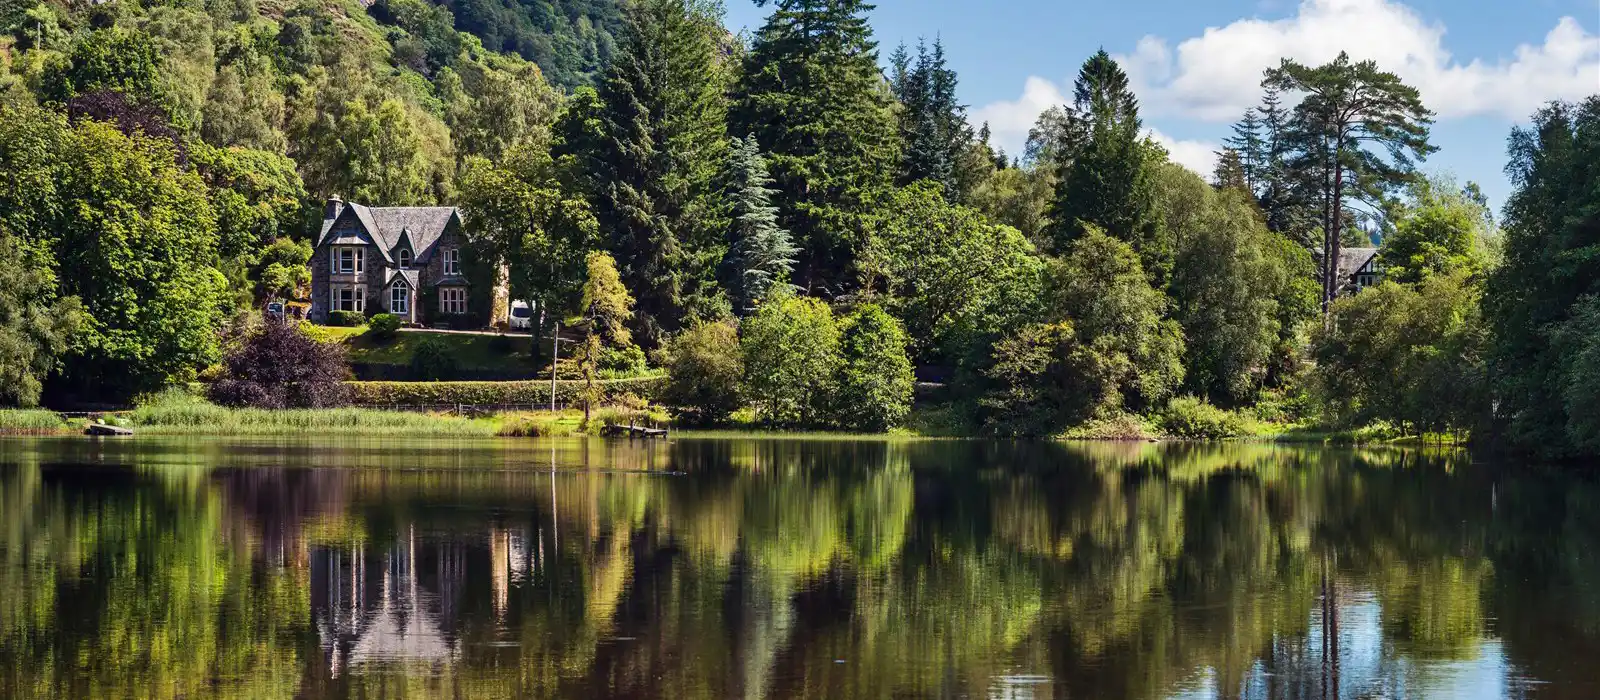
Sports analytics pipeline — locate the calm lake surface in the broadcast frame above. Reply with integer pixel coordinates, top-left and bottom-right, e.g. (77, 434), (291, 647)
(1, 437), (1597, 699)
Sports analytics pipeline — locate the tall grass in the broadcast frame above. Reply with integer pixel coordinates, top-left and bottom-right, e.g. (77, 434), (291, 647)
(495, 411), (584, 437)
(131, 392), (500, 436)
(0, 409), (69, 433)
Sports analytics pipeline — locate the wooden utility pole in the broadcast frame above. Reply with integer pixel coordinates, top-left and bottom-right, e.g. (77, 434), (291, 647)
(550, 322), (559, 412)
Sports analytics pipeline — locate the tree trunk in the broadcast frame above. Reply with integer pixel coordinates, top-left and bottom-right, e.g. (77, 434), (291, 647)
(1319, 138), (1336, 317)
(1329, 158), (1345, 316)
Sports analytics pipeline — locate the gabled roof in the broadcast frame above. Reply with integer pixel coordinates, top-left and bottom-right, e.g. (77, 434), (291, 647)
(318, 202), (461, 264)
(386, 268), (420, 290)
(1338, 248), (1379, 280)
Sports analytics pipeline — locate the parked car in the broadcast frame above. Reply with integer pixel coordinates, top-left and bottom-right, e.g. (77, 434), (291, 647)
(509, 301), (535, 331)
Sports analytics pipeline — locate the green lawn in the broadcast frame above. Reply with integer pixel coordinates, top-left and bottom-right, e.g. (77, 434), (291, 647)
(314, 325), (540, 372)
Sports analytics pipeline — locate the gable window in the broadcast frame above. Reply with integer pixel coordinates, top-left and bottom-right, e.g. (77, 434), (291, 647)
(333, 285), (365, 313)
(443, 248), (460, 275)
(334, 247), (364, 274)
(390, 286), (410, 315)
(440, 287), (467, 314)
(397, 248), (412, 269)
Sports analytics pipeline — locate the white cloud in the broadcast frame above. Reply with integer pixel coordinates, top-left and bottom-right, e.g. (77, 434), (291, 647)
(968, 79), (1220, 176)
(970, 76), (1066, 158)
(1120, 0), (1600, 122)
(1148, 129), (1220, 177)
(972, 0), (1599, 159)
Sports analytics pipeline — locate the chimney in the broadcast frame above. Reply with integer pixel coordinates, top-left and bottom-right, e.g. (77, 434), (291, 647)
(325, 194), (344, 220)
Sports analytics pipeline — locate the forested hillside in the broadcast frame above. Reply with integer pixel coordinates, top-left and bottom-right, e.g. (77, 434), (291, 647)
(431, 0), (621, 88)
(0, 0), (1594, 457)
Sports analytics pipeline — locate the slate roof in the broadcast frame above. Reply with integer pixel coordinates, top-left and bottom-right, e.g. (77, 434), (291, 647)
(385, 268), (420, 290)
(318, 201), (461, 264)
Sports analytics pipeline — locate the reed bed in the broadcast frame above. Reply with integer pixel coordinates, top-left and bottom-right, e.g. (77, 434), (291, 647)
(131, 394), (501, 436)
(0, 409), (70, 434)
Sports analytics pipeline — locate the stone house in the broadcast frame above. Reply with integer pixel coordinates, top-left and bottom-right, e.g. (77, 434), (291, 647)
(309, 196), (507, 326)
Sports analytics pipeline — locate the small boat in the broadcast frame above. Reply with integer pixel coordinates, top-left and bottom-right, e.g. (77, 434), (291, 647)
(85, 423), (134, 437)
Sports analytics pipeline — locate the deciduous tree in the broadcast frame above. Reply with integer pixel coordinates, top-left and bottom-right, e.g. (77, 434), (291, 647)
(740, 290), (840, 427)
(830, 303), (914, 431)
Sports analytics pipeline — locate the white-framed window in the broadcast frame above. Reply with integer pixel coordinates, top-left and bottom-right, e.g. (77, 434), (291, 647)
(389, 286), (410, 315)
(440, 287), (467, 314)
(334, 247), (364, 274)
(443, 248), (460, 275)
(333, 285), (365, 313)
(397, 248), (412, 269)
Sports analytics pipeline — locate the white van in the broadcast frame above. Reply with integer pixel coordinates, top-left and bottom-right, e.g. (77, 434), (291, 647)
(509, 300), (535, 330)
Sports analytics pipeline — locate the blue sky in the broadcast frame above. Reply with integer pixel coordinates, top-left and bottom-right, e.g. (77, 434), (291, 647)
(721, 0), (1600, 211)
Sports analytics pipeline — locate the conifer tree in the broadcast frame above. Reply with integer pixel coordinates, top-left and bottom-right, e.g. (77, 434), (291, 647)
(730, 0), (900, 296)
(891, 38), (971, 199)
(1264, 52), (1434, 311)
(1221, 107), (1264, 193)
(1212, 149), (1250, 192)
(1243, 86), (1318, 250)
(560, 0), (730, 345)
(722, 135), (798, 314)
(1047, 50), (1170, 287)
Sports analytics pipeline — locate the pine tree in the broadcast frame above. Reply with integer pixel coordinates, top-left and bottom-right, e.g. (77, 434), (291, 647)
(1047, 50), (1170, 287)
(1264, 52), (1434, 312)
(730, 0), (900, 296)
(559, 0), (730, 345)
(891, 38), (972, 200)
(722, 135), (798, 314)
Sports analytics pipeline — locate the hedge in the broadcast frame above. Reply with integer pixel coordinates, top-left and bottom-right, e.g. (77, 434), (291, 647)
(345, 377), (666, 407)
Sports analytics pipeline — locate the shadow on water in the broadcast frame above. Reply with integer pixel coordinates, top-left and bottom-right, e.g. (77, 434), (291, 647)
(1, 436), (1598, 698)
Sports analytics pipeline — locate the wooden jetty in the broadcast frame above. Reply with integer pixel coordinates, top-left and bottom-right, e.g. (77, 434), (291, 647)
(600, 423), (669, 439)
(85, 423), (134, 437)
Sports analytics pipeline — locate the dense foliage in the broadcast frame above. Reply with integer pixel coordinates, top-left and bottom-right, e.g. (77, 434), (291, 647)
(730, 0), (900, 294)
(1485, 98), (1600, 458)
(1315, 271), (1487, 436)
(831, 303), (915, 432)
(209, 322), (350, 408)
(0, 227), (83, 407)
(741, 291), (841, 427)
(0, 0), (1592, 454)
(658, 319), (743, 424)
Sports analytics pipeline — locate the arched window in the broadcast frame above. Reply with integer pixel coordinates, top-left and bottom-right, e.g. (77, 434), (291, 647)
(398, 248), (413, 268)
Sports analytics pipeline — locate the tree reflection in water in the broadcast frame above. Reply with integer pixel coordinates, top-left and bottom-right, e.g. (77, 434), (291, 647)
(0, 437), (1596, 699)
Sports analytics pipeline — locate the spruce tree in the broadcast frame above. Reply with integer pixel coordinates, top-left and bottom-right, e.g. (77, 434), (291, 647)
(722, 135), (798, 314)
(730, 0), (900, 296)
(1221, 107), (1264, 193)
(1047, 50), (1170, 287)
(1248, 86), (1318, 250)
(891, 38), (972, 200)
(560, 0), (730, 345)
(1212, 148), (1250, 192)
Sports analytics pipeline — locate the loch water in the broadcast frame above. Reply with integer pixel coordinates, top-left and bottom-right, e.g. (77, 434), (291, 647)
(1, 436), (1596, 699)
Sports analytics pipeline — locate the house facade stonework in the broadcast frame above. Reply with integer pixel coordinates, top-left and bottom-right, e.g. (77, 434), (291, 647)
(309, 197), (507, 326)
